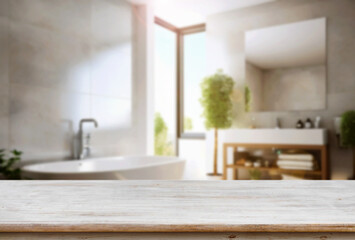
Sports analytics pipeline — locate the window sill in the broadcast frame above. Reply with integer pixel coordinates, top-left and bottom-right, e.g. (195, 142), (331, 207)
(179, 133), (205, 140)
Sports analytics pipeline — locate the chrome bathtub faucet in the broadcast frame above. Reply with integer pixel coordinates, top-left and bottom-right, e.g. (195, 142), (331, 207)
(78, 118), (98, 160)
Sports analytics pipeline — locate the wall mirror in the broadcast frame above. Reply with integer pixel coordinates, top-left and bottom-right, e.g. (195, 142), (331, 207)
(245, 18), (326, 112)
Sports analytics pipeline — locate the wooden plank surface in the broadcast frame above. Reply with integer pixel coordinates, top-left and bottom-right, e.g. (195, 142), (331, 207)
(0, 181), (355, 233)
(1, 233), (355, 240)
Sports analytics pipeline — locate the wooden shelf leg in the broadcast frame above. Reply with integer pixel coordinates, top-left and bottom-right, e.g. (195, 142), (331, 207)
(321, 146), (328, 180)
(232, 168), (238, 180)
(223, 145), (227, 180)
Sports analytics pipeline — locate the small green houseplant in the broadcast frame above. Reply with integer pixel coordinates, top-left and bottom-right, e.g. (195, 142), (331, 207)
(0, 149), (23, 179)
(249, 169), (261, 180)
(200, 70), (234, 176)
(340, 110), (355, 178)
(244, 85), (251, 112)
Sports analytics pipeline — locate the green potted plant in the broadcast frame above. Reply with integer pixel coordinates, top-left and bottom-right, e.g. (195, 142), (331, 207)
(200, 70), (234, 176)
(0, 149), (23, 180)
(249, 169), (261, 180)
(340, 110), (355, 179)
(244, 85), (251, 113)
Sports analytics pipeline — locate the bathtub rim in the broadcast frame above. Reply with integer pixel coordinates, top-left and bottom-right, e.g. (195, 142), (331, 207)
(21, 155), (186, 175)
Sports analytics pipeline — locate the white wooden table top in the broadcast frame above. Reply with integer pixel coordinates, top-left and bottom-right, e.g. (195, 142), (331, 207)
(0, 181), (355, 233)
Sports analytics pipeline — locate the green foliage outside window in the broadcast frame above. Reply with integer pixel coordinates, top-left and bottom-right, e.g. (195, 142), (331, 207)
(184, 117), (193, 131)
(154, 113), (174, 156)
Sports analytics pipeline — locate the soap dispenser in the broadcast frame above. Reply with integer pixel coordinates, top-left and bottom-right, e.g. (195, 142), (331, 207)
(305, 118), (313, 129)
(296, 120), (304, 129)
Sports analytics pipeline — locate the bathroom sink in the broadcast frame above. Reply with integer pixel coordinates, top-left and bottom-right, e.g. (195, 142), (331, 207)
(211, 128), (327, 145)
(22, 156), (185, 180)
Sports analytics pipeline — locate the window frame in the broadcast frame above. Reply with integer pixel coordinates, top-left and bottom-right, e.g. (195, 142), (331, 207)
(154, 17), (206, 145)
(154, 17), (179, 156)
(178, 24), (206, 140)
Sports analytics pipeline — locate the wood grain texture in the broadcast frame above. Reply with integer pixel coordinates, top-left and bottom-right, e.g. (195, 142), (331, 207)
(0, 181), (355, 233)
(1, 233), (355, 240)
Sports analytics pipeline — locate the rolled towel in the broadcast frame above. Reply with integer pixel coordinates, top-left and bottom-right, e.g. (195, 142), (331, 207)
(281, 174), (304, 180)
(277, 165), (314, 171)
(277, 160), (314, 168)
(278, 153), (313, 161)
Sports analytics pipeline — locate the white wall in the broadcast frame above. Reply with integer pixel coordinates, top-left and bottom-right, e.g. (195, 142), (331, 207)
(132, 3), (155, 156)
(0, 0), (154, 163)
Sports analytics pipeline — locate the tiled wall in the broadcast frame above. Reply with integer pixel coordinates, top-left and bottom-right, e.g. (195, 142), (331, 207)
(262, 65), (326, 111)
(207, 0), (355, 179)
(0, 0), (149, 162)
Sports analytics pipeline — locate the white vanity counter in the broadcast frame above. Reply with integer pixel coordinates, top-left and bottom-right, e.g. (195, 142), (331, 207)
(206, 129), (327, 151)
(0, 181), (354, 239)
(210, 128), (327, 145)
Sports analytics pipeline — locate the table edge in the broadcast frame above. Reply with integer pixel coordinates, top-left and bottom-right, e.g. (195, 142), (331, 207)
(1, 224), (355, 233)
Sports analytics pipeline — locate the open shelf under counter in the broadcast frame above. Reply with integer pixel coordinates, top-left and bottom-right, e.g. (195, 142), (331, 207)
(223, 142), (328, 180)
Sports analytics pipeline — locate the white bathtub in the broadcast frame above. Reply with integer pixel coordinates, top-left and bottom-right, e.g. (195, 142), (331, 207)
(21, 156), (186, 180)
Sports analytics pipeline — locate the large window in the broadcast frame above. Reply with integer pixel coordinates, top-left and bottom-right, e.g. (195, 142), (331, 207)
(181, 31), (207, 137)
(154, 23), (177, 156)
(154, 18), (206, 156)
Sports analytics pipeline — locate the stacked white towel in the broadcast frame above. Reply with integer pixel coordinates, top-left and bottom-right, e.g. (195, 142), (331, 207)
(277, 153), (315, 170)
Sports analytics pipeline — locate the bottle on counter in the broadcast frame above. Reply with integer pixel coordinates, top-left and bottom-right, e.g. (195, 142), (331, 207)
(305, 118), (313, 129)
(296, 120), (304, 129)
(314, 116), (321, 128)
